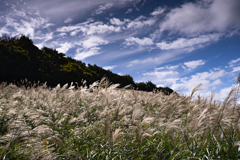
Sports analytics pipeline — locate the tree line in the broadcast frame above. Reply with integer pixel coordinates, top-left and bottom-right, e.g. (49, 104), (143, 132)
(0, 35), (173, 94)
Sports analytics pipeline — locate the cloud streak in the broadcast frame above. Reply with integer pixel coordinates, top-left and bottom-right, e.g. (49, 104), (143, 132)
(74, 36), (109, 60)
(103, 65), (117, 70)
(93, 3), (114, 15)
(184, 60), (206, 70)
(160, 0), (240, 35)
(124, 37), (154, 46)
(156, 34), (221, 50)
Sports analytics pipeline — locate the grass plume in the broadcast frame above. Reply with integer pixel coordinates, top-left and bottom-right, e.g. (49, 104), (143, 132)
(0, 77), (240, 159)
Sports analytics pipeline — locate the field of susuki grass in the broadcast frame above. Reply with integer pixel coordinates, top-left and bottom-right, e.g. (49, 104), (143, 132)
(1, 77), (240, 160)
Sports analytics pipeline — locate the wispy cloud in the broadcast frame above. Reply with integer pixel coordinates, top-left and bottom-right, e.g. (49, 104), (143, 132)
(156, 34), (221, 51)
(81, 36), (109, 49)
(103, 65), (117, 70)
(56, 20), (121, 36)
(232, 66), (240, 73)
(216, 86), (233, 101)
(171, 69), (227, 95)
(43, 23), (54, 28)
(229, 58), (240, 67)
(0, 26), (10, 35)
(74, 47), (102, 60)
(110, 18), (130, 26)
(143, 70), (179, 85)
(150, 6), (166, 16)
(56, 42), (73, 53)
(184, 60), (206, 70)
(160, 0), (240, 35)
(74, 36), (108, 60)
(126, 16), (156, 29)
(125, 8), (133, 14)
(93, 3), (114, 15)
(1, 6), (52, 40)
(134, 56), (236, 99)
(64, 18), (72, 23)
(7, 18), (47, 38)
(156, 65), (179, 70)
(124, 37), (154, 46)
(126, 48), (193, 68)
(25, 0), (115, 20)
(138, 59), (207, 86)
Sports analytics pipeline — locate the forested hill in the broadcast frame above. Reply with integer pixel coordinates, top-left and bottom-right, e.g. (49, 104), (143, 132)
(0, 35), (173, 94)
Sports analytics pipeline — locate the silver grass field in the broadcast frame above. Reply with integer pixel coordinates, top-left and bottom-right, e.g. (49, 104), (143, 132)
(1, 76), (240, 160)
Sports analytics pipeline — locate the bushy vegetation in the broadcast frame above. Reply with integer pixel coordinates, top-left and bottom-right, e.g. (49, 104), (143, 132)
(0, 77), (240, 159)
(0, 34), (173, 94)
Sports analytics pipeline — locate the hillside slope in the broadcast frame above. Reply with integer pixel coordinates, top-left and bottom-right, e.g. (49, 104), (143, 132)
(0, 35), (173, 94)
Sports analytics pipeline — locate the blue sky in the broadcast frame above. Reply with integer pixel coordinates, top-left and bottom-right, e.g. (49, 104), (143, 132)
(1, 0), (240, 101)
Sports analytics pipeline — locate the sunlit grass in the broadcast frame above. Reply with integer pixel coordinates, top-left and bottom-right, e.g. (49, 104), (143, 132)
(0, 76), (240, 159)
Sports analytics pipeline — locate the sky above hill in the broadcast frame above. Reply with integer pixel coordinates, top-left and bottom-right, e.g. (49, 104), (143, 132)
(1, 0), (240, 101)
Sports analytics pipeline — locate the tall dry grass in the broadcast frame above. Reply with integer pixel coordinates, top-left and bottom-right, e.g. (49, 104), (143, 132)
(0, 75), (240, 159)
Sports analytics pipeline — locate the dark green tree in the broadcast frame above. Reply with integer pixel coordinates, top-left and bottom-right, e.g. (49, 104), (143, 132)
(0, 34), (174, 94)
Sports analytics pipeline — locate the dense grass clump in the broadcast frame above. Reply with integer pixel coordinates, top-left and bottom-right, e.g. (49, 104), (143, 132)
(0, 77), (240, 159)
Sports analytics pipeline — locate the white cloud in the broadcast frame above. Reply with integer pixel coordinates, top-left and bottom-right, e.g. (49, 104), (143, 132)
(160, 0), (240, 35)
(70, 30), (79, 36)
(35, 43), (44, 49)
(212, 79), (222, 86)
(156, 34), (221, 50)
(171, 70), (226, 93)
(125, 8), (133, 14)
(44, 32), (54, 42)
(144, 70), (177, 77)
(216, 86), (233, 101)
(150, 6), (166, 16)
(12, 8), (26, 17)
(74, 47), (101, 60)
(81, 36), (108, 49)
(0, 26), (10, 35)
(56, 25), (81, 33)
(127, 49), (184, 68)
(84, 22), (121, 35)
(58, 33), (67, 37)
(167, 65), (179, 70)
(57, 21), (121, 36)
(126, 16), (156, 29)
(22, 0), (144, 21)
(232, 66), (240, 73)
(155, 65), (179, 70)
(103, 65), (117, 70)
(24, 1), (108, 20)
(142, 70), (179, 85)
(193, 70), (226, 81)
(94, 3), (114, 15)
(43, 23), (54, 28)
(124, 37), (154, 46)
(12, 21), (35, 37)
(110, 18), (130, 26)
(74, 36), (109, 60)
(229, 58), (240, 67)
(184, 59), (206, 70)
(56, 42), (73, 53)
(155, 67), (165, 70)
(34, 32), (54, 43)
(117, 0), (141, 5)
(56, 15), (157, 38)
(3, 9), (50, 39)
(64, 18), (72, 23)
